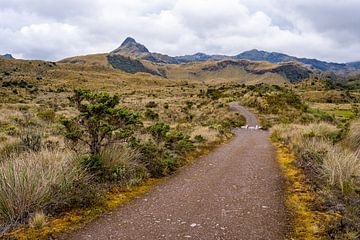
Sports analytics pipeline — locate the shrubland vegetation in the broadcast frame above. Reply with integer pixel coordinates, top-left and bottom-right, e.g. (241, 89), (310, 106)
(0, 59), (246, 236)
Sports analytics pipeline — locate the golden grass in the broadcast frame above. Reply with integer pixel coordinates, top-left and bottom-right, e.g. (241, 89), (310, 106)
(0, 149), (83, 224)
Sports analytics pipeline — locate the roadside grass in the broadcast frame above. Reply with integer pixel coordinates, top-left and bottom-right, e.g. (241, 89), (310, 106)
(271, 121), (360, 239)
(274, 143), (339, 239)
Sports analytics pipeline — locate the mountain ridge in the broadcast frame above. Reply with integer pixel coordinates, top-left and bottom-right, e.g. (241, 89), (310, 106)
(110, 37), (359, 74)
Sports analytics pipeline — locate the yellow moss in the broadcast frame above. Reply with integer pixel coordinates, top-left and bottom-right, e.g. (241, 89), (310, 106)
(274, 143), (339, 240)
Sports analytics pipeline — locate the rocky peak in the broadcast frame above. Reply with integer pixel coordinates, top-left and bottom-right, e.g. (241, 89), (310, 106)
(112, 37), (149, 55)
(0, 53), (13, 59)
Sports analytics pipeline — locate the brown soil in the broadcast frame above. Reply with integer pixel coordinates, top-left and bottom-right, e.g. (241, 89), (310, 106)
(62, 103), (288, 240)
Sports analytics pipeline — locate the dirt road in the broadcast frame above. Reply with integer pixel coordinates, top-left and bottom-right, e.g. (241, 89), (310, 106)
(64, 103), (288, 240)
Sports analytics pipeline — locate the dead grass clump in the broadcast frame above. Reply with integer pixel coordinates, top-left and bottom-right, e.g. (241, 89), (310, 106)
(29, 212), (46, 230)
(323, 147), (360, 191)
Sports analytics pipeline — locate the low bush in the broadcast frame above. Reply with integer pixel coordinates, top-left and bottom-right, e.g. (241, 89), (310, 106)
(20, 129), (42, 152)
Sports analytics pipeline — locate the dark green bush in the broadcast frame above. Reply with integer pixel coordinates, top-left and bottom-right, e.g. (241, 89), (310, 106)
(145, 109), (159, 120)
(80, 155), (104, 173)
(61, 89), (140, 156)
(165, 131), (194, 154)
(148, 122), (170, 141)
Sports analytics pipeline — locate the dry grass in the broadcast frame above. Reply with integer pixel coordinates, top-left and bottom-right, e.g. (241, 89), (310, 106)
(324, 147), (360, 191)
(347, 120), (360, 152)
(29, 212), (47, 230)
(271, 122), (360, 190)
(190, 126), (219, 143)
(100, 145), (148, 185)
(0, 149), (83, 225)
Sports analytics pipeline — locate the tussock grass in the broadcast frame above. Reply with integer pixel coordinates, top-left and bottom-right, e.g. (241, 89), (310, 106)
(324, 147), (360, 191)
(271, 122), (360, 190)
(100, 145), (148, 185)
(0, 149), (83, 226)
(29, 212), (46, 230)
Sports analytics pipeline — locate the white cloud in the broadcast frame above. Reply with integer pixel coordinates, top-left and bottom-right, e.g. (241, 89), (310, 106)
(0, 0), (359, 62)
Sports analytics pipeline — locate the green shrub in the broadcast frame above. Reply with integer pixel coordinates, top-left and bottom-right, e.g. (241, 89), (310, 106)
(165, 131), (194, 154)
(80, 155), (104, 174)
(61, 89), (140, 156)
(206, 88), (223, 100)
(148, 122), (170, 141)
(2, 125), (18, 136)
(131, 140), (166, 177)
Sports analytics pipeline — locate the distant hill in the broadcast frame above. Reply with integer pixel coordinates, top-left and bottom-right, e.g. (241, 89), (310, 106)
(0, 54), (14, 59)
(234, 49), (347, 72)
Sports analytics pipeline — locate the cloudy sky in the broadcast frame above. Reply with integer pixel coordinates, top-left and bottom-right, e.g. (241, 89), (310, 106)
(1, 0), (359, 63)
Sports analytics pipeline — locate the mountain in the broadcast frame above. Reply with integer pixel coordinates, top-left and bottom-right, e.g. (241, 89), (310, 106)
(112, 37), (149, 55)
(347, 61), (360, 69)
(111, 37), (179, 64)
(0, 54), (14, 59)
(60, 37), (359, 83)
(110, 38), (360, 74)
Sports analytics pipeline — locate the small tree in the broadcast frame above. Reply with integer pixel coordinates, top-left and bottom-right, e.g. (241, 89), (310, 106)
(61, 89), (140, 155)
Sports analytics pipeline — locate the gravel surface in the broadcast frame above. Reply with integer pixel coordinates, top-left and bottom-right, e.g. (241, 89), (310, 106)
(63, 103), (288, 240)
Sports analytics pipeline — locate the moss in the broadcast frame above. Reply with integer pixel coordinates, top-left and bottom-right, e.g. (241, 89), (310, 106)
(274, 143), (340, 239)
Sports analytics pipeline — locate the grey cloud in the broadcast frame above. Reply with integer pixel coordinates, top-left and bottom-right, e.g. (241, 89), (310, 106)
(0, 0), (359, 62)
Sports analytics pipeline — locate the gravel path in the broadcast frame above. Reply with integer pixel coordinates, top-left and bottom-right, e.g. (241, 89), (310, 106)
(63, 103), (288, 240)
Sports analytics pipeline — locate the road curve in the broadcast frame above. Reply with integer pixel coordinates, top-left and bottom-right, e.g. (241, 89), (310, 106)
(228, 102), (259, 127)
(63, 103), (288, 240)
